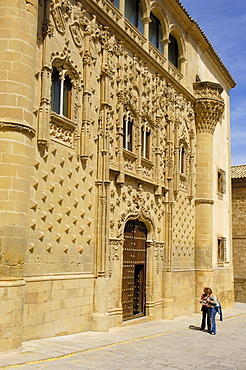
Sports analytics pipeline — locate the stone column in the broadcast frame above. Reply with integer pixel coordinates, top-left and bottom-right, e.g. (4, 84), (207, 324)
(142, 17), (151, 52)
(0, 0), (37, 351)
(193, 82), (224, 311)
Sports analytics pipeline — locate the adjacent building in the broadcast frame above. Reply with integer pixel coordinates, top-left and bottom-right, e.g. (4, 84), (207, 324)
(231, 165), (246, 303)
(0, 0), (235, 351)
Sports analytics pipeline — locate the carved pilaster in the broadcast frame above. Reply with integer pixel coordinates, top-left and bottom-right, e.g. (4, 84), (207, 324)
(154, 117), (162, 197)
(188, 128), (195, 199)
(173, 121), (179, 195)
(115, 44), (125, 185)
(193, 81), (224, 134)
(38, 66), (52, 148)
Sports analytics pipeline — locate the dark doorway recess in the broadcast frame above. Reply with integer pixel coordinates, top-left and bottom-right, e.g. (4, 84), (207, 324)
(122, 219), (147, 321)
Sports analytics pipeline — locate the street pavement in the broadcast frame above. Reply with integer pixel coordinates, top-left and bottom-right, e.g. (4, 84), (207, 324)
(0, 303), (245, 369)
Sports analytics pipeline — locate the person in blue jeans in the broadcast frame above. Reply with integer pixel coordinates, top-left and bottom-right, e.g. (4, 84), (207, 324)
(207, 288), (218, 335)
(199, 287), (211, 332)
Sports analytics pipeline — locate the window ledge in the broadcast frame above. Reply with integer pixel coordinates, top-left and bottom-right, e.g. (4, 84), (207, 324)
(50, 112), (76, 129)
(141, 157), (154, 167)
(50, 112), (76, 148)
(123, 149), (137, 160)
(217, 261), (228, 267)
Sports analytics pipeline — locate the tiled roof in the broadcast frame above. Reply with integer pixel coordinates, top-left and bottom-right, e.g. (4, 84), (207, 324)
(231, 165), (246, 179)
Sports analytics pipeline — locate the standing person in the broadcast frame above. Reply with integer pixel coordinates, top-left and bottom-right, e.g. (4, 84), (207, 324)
(199, 287), (211, 332)
(207, 288), (218, 335)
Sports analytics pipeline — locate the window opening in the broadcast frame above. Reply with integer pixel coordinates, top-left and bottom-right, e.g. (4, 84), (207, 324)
(51, 66), (72, 119)
(179, 146), (185, 174)
(218, 169), (226, 194)
(63, 75), (72, 118)
(110, 0), (119, 8)
(149, 13), (163, 53)
(218, 237), (226, 263)
(123, 112), (133, 151)
(168, 34), (179, 69)
(125, 0), (144, 34)
(141, 122), (150, 159)
(51, 67), (61, 115)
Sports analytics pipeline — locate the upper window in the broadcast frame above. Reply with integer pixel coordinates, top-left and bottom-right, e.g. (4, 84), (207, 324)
(51, 66), (72, 119)
(141, 122), (150, 159)
(179, 146), (185, 174)
(110, 0), (119, 8)
(149, 13), (163, 53)
(218, 237), (226, 264)
(218, 169), (226, 195)
(168, 34), (179, 69)
(123, 112), (133, 151)
(125, 0), (144, 34)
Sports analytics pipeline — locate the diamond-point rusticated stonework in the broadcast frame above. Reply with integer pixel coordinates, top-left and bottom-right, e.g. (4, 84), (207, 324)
(0, 0), (235, 351)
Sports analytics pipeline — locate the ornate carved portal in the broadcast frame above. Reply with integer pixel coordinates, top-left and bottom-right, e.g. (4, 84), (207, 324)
(122, 220), (147, 321)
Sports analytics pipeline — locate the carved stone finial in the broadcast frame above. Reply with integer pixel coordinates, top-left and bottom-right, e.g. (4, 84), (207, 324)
(193, 81), (224, 134)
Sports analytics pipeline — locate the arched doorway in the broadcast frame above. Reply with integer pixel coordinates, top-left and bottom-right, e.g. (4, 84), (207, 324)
(122, 219), (147, 321)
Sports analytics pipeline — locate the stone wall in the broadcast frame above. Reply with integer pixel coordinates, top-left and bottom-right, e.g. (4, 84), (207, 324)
(232, 177), (246, 302)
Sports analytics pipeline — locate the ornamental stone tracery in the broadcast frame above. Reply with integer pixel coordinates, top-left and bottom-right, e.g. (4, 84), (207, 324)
(44, 0), (198, 276)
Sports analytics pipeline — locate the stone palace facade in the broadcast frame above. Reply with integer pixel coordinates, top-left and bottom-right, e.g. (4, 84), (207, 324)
(0, 0), (235, 351)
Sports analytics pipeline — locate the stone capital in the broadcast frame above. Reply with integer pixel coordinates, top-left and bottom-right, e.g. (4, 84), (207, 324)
(193, 81), (224, 134)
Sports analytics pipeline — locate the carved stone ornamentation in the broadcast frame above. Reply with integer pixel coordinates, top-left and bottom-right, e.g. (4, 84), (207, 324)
(43, 19), (54, 38)
(50, 114), (75, 147)
(193, 81), (225, 134)
(51, 2), (66, 35)
(70, 23), (83, 48)
(155, 241), (165, 273)
(109, 238), (123, 261)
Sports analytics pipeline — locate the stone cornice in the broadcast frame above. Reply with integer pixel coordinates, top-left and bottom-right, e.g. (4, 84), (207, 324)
(195, 198), (214, 205)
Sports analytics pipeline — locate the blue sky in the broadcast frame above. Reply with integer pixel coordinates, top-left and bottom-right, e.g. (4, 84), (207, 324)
(180, 0), (246, 166)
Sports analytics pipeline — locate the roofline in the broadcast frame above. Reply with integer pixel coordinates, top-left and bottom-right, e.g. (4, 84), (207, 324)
(174, 0), (236, 89)
(231, 165), (246, 179)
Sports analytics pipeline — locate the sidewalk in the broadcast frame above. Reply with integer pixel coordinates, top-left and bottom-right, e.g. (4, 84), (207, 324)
(0, 303), (245, 368)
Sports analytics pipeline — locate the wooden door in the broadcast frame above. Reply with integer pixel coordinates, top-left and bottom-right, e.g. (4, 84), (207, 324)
(122, 220), (147, 321)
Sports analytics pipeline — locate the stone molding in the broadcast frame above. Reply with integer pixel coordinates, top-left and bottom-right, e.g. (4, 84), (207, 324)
(0, 122), (36, 138)
(195, 198), (214, 205)
(0, 279), (26, 287)
(24, 273), (94, 282)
